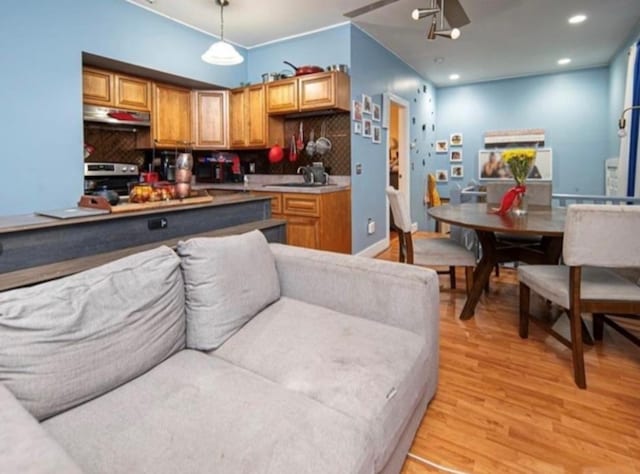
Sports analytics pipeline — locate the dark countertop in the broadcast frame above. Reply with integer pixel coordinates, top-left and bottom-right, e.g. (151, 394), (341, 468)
(0, 193), (269, 235)
(192, 182), (350, 194)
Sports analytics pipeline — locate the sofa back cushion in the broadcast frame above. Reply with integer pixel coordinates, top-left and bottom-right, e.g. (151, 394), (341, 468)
(177, 230), (280, 350)
(0, 246), (185, 421)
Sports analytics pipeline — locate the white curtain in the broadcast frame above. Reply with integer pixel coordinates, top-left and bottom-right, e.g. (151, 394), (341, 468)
(617, 43), (640, 197)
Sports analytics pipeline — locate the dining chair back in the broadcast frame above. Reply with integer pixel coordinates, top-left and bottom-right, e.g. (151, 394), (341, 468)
(486, 182), (552, 209)
(518, 204), (640, 388)
(387, 186), (476, 292)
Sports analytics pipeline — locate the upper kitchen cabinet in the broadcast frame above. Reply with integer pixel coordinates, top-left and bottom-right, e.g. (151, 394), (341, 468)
(153, 83), (192, 147)
(266, 72), (350, 115)
(82, 67), (151, 112)
(231, 84), (284, 148)
(266, 78), (298, 114)
(193, 90), (228, 149)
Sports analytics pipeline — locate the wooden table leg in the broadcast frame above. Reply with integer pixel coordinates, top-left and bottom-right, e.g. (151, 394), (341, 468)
(540, 236), (563, 264)
(460, 230), (497, 320)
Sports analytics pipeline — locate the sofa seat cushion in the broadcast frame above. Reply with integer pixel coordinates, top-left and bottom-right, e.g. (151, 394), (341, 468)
(42, 350), (373, 474)
(214, 297), (433, 471)
(0, 246), (185, 421)
(177, 230), (280, 351)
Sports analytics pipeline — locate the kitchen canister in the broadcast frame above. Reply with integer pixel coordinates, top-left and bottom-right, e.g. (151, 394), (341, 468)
(175, 153), (193, 199)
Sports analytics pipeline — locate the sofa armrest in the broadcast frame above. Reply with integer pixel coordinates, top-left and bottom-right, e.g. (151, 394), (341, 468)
(0, 384), (83, 474)
(269, 244), (440, 344)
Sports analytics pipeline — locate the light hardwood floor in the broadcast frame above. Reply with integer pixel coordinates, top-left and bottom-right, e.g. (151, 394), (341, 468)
(376, 233), (640, 474)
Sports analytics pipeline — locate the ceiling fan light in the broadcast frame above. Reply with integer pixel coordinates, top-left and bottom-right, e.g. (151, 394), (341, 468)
(412, 7), (440, 20)
(201, 40), (244, 65)
(427, 17), (437, 40)
(435, 28), (461, 40)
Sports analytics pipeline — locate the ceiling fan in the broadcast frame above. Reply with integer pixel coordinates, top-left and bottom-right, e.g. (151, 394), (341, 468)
(344, 0), (470, 30)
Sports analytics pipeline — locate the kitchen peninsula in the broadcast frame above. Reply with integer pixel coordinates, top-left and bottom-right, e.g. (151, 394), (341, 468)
(0, 193), (285, 290)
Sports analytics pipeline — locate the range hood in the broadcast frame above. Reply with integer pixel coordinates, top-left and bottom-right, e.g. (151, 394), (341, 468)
(83, 104), (151, 127)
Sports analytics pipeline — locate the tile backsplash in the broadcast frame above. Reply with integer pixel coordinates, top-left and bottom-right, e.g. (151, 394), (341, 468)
(84, 125), (145, 166)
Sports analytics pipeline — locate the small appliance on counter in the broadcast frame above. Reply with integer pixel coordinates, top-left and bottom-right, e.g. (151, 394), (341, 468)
(84, 162), (139, 197)
(195, 153), (242, 183)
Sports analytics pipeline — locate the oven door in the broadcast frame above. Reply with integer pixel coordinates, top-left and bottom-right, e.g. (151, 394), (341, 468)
(84, 176), (139, 196)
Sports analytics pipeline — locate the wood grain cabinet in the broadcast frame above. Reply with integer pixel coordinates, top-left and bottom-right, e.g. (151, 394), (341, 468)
(253, 190), (351, 253)
(230, 85), (284, 148)
(82, 67), (151, 111)
(193, 90), (227, 149)
(266, 72), (350, 115)
(153, 83), (192, 147)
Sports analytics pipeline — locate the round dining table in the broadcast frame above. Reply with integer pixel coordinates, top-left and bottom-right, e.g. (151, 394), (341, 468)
(428, 203), (567, 319)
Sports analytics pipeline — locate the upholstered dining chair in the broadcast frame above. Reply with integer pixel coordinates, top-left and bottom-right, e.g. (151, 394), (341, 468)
(387, 186), (476, 293)
(518, 204), (640, 389)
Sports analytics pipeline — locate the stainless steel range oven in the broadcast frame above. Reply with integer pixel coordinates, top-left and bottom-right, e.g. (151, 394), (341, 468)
(84, 162), (139, 196)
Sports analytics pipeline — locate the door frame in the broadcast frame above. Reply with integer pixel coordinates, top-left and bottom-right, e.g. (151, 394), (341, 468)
(383, 92), (411, 245)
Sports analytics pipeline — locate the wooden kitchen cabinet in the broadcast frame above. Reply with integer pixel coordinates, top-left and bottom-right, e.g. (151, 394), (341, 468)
(266, 72), (350, 115)
(82, 68), (151, 111)
(83, 67), (113, 106)
(253, 190), (351, 253)
(153, 83), (192, 147)
(266, 78), (298, 114)
(230, 84), (284, 148)
(299, 72), (350, 112)
(193, 90), (228, 149)
(116, 75), (151, 111)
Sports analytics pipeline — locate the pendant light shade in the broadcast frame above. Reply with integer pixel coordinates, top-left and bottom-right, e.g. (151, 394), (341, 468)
(202, 0), (244, 66)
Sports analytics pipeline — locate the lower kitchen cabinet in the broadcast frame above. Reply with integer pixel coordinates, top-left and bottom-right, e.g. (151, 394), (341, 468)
(253, 190), (351, 253)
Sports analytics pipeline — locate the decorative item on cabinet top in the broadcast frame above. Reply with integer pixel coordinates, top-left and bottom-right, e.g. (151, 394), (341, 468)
(269, 113), (351, 176)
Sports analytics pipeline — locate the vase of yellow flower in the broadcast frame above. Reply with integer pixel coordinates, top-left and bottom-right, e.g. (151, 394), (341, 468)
(501, 148), (536, 216)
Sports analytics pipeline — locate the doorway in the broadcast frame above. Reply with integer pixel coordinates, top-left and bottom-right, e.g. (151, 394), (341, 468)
(385, 93), (410, 244)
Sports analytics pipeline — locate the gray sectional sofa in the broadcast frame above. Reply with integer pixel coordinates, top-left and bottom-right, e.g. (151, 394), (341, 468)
(0, 230), (440, 474)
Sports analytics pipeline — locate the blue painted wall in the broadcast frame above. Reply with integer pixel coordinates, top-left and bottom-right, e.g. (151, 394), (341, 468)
(350, 26), (436, 253)
(247, 24), (351, 84)
(436, 68), (610, 196)
(0, 0), (246, 216)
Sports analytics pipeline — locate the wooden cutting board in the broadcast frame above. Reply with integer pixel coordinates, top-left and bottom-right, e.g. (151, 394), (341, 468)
(78, 195), (214, 214)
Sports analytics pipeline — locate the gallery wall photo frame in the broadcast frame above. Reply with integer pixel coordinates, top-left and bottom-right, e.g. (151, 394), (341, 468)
(435, 140), (449, 153)
(477, 148), (553, 181)
(451, 165), (464, 179)
(362, 94), (372, 115)
(362, 118), (373, 138)
(372, 103), (381, 122)
(450, 133), (463, 146)
(354, 121), (362, 135)
(372, 125), (381, 144)
(436, 170), (449, 182)
(352, 100), (363, 121)
(450, 150), (462, 162)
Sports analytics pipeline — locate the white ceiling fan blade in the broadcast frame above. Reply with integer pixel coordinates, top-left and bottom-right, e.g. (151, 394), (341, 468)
(344, 0), (401, 19)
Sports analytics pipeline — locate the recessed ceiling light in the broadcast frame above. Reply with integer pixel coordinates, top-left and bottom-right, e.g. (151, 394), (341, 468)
(434, 57), (445, 64)
(449, 74), (460, 80)
(558, 58), (572, 65)
(568, 14), (587, 24)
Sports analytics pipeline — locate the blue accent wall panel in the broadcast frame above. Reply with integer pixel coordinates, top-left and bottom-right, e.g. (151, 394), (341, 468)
(0, 0), (247, 216)
(436, 68), (610, 196)
(350, 26), (437, 253)
(247, 24), (351, 84)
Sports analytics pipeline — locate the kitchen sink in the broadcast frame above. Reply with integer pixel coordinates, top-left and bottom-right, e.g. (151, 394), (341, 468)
(263, 183), (337, 188)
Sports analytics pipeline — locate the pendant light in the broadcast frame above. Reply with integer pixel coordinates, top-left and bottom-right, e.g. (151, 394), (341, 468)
(201, 0), (244, 66)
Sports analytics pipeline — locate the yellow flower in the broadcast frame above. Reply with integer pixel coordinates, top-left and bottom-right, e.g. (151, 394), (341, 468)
(502, 148), (536, 162)
(501, 148), (537, 185)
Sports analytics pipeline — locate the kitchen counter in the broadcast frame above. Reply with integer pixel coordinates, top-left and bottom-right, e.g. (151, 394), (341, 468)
(0, 193), (284, 275)
(192, 174), (351, 195)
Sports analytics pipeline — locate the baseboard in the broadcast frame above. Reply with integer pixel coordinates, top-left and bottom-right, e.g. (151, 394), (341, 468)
(356, 238), (389, 258)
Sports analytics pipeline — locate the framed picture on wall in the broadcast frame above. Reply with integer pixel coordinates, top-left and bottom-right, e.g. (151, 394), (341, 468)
(352, 100), (363, 121)
(435, 140), (449, 153)
(362, 118), (372, 138)
(477, 148), (553, 181)
(362, 94), (372, 115)
(354, 121), (362, 135)
(372, 125), (381, 144)
(372, 103), (381, 122)
(451, 165), (464, 179)
(450, 133), (463, 146)
(436, 170), (448, 182)
(450, 150), (462, 162)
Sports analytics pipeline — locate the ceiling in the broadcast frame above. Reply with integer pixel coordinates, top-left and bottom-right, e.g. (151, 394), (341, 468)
(126, 0), (640, 86)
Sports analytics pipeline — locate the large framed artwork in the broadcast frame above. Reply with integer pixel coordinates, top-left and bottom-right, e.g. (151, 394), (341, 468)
(478, 148), (553, 181)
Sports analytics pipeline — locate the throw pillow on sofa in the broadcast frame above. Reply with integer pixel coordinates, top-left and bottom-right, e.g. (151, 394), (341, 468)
(177, 230), (280, 350)
(0, 246), (185, 421)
